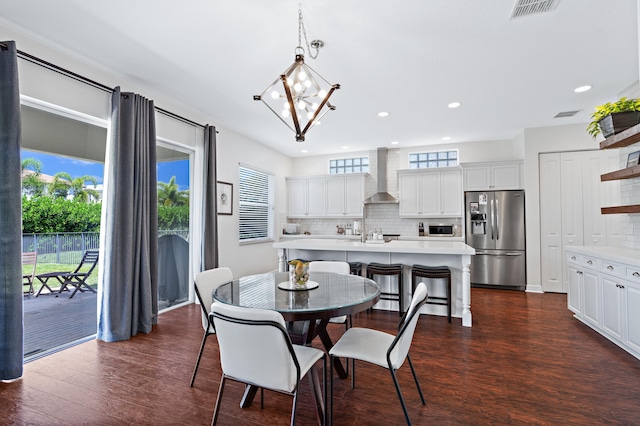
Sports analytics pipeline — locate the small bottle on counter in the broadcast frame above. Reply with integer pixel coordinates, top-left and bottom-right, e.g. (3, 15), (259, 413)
(419, 222), (424, 236)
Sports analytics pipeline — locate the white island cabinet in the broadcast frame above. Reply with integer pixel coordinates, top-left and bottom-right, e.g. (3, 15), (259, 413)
(566, 246), (640, 361)
(273, 238), (475, 327)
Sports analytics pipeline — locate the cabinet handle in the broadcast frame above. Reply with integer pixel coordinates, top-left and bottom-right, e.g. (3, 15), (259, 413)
(633, 272), (640, 277)
(616, 284), (621, 288)
(621, 285), (625, 289)
(577, 271), (583, 275)
(571, 256), (576, 261)
(607, 265), (614, 270)
(587, 260), (593, 265)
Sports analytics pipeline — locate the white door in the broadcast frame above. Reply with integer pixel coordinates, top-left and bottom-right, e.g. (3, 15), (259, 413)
(560, 152), (584, 249)
(492, 163), (521, 190)
(567, 265), (582, 314)
(601, 275), (624, 340)
(344, 175), (364, 217)
(325, 177), (345, 217)
(398, 173), (420, 216)
(625, 281), (640, 354)
(582, 269), (600, 326)
(440, 170), (462, 216)
(418, 172), (441, 216)
(539, 153), (564, 292)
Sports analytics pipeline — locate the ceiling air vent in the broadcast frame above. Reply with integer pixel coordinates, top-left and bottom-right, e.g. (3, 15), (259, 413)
(511, 0), (559, 19)
(554, 110), (580, 118)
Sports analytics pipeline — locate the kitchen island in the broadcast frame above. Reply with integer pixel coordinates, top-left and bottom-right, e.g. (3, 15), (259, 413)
(273, 238), (476, 326)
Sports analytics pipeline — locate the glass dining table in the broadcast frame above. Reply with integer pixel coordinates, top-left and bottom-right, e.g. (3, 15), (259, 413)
(213, 270), (381, 410)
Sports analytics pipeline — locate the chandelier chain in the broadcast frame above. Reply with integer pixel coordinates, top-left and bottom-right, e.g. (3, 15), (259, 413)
(298, 7), (319, 59)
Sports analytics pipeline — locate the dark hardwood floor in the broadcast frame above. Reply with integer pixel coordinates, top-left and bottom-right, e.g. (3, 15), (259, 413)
(3, 288), (640, 425)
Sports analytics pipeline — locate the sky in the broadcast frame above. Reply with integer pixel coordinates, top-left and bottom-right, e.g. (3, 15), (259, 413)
(21, 150), (190, 190)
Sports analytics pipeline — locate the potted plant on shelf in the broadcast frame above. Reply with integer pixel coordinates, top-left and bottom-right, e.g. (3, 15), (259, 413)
(587, 97), (640, 138)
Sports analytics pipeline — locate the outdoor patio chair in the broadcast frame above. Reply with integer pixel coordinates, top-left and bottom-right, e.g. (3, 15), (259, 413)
(35, 250), (99, 298)
(22, 251), (38, 297)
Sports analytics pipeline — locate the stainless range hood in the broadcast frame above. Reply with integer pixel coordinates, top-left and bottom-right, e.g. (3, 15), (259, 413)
(363, 148), (398, 204)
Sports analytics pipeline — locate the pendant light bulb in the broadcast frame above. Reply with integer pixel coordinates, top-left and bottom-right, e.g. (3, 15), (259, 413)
(270, 90), (280, 99)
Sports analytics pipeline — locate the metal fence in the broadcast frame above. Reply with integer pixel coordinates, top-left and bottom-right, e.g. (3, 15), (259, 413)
(23, 230), (189, 264)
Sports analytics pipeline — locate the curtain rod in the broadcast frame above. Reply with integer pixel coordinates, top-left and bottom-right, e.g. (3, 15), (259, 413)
(1, 41), (208, 129)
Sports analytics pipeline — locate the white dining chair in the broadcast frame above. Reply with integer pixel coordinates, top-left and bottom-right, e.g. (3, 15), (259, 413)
(210, 302), (327, 426)
(329, 282), (428, 425)
(190, 266), (233, 387)
(308, 261), (351, 328)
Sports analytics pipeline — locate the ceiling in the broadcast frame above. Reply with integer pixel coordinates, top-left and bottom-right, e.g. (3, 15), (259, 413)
(1, 0), (639, 158)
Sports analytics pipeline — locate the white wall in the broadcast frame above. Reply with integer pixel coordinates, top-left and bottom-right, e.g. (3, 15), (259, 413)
(216, 126), (292, 275)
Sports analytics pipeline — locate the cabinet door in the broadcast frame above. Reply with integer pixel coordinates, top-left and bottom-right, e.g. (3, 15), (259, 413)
(287, 179), (308, 217)
(398, 173), (420, 216)
(343, 175), (364, 217)
(560, 152), (584, 248)
(325, 177), (345, 217)
(567, 265), (582, 314)
(582, 269), (600, 326)
(601, 275), (624, 340)
(540, 153), (564, 292)
(491, 163), (521, 190)
(625, 281), (640, 354)
(463, 166), (491, 191)
(306, 178), (326, 216)
(418, 172), (441, 216)
(440, 170), (462, 216)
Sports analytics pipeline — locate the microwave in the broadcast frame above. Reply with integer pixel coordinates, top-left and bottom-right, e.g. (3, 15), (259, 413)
(428, 224), (455, 236)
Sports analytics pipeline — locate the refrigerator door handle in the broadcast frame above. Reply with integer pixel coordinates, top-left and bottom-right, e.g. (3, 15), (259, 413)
(475, 251), (523, 256)
(495, 197), (499, 241)
(490, 199), (495, 240)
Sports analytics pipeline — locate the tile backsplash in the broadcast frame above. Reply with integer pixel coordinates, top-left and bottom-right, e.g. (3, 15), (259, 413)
(285, 204), (462, 237)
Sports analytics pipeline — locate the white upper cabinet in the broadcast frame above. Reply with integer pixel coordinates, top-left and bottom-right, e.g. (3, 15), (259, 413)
(398, 168), (462, 218)
(287, 174), (365, 218)
(326, 174), (365, 217)
(286, 176), (326, 218)
(462, 161), (523, 191)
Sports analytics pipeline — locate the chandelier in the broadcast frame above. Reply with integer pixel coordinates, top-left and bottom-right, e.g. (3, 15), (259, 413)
(254, 7), (340, 142)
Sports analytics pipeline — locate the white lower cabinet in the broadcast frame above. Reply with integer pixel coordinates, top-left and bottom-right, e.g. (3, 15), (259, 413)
(566, 247), (640, 361)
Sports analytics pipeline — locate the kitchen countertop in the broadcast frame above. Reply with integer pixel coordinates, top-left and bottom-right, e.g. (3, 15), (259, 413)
(565, 245), (640, 265)
(273, 238), (475, 255)
(279, 234), (465, 242)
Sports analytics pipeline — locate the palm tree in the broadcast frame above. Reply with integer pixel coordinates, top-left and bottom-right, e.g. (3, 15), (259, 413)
(158, 176), (189, 206)
(48, 172), (99, 202)
(21, 157), (46, 197)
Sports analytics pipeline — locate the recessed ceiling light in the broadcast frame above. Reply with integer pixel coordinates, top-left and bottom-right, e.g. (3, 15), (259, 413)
(301, 149), (308, 153)
(448, 102), (461, 109)
(378, 112), (389, 117)
(442, 136), (451, 140)
(391, 141), (399, 145)
(574, 85), (592, 93)
(341, 146), (349, 150)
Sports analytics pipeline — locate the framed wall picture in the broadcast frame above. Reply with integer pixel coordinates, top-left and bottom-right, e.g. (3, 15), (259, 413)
(626, 150), (640, 168)
(217, 181), (233, 215)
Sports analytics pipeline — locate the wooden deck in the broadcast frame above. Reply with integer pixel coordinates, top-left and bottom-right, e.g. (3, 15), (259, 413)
(5, 288), (640, 425)
(23, 291), (97, 359)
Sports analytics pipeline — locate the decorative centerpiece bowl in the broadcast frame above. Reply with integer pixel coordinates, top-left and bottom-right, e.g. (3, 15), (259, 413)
(288, 260), (309, 287)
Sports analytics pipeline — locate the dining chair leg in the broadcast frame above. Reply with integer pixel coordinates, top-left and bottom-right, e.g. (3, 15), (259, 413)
(212, 375), (227, 426)
(329, 354), (335, 426)
(323, 354), (328, 426)
(407, 354), (425, 405)
(351, 359), (356, 389)
(290, 386), (299, 426)
(389, 367), (411, 426)
(190, 330), (210, 387)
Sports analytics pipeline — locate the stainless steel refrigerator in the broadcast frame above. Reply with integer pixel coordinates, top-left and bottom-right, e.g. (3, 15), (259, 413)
(465, 190), (526, 290)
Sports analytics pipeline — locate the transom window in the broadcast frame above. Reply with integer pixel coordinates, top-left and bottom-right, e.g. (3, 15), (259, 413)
(329, 157), (369, 174)
(238, 164), (274, 243)
(409, 150), (458, 169)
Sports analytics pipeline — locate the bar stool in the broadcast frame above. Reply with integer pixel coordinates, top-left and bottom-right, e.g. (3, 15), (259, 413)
(348, 261), (362, 276)
(411, 264), (452, 323)
(366, 263), (404, 316)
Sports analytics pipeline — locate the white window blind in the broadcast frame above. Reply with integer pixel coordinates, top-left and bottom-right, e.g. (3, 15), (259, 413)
(238, 164), (274, 243)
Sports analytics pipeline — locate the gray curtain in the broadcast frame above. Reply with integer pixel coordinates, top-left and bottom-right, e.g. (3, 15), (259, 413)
(0, 41), (23, 380)
(202, 125), (218, 271)
(98, 87), (158, 342)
